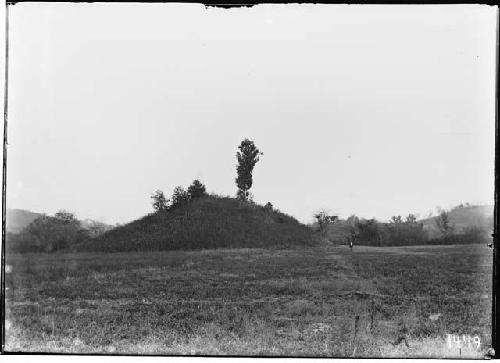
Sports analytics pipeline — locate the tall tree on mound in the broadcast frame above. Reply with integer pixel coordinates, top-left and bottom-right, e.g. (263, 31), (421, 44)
(314, 210), (338, 236)
(235, 139), (262, 201)
(187, 179), (207, 199)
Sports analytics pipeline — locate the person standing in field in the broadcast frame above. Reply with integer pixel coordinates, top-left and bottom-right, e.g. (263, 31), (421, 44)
(347, 225), (357, 251)
(346, 215), (359, 251)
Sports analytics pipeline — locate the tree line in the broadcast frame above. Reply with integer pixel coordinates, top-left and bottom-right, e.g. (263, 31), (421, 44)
(315, 208), (491, 247)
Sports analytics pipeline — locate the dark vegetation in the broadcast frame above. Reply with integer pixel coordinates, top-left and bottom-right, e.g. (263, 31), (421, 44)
(74, 195), (317, 253)
(354, 218), (428, 246)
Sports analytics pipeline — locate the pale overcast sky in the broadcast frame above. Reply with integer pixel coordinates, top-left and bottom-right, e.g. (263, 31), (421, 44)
(5, 3), (497, 224)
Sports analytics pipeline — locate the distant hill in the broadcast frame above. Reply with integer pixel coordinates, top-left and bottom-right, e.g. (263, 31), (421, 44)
(5, 209), (42, 233)
(75, 196), (318, 253)
(421, 204), (494, 238)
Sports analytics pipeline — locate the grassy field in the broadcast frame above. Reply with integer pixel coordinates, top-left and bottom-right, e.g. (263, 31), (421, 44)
(4, 244), (492, 357)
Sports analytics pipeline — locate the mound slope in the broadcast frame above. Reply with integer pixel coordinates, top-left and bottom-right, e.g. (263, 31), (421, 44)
(421, 204), (493, 238)
(76, 196), (317, 252)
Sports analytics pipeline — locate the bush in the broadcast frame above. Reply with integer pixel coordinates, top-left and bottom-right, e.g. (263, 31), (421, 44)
(7, 212), (91, 253)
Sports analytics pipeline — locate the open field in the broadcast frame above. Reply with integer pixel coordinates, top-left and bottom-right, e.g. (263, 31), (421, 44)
(4, 244), (492, 357)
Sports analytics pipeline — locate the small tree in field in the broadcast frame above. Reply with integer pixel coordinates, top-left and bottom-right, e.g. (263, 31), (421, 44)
(436, 210), (454, 236)
(151, 190), (168, 212)
(187, 179), (207, 200)
(314, 210), (338, 235)
(346, 215), (360, 245)
(235, 139), (262, 201)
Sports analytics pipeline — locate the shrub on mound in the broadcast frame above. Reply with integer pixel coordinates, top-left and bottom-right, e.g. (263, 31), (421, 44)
(75, 196), (317, 252)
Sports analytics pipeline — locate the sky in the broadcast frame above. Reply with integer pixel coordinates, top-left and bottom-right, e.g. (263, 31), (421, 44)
(4, 3), (497, 225)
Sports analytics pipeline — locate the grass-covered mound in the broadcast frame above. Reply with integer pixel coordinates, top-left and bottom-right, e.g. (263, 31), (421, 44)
(75, 196), (317, 252)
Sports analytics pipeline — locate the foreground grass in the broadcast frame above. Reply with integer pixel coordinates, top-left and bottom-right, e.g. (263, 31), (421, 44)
(4, 244), (492, 357)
